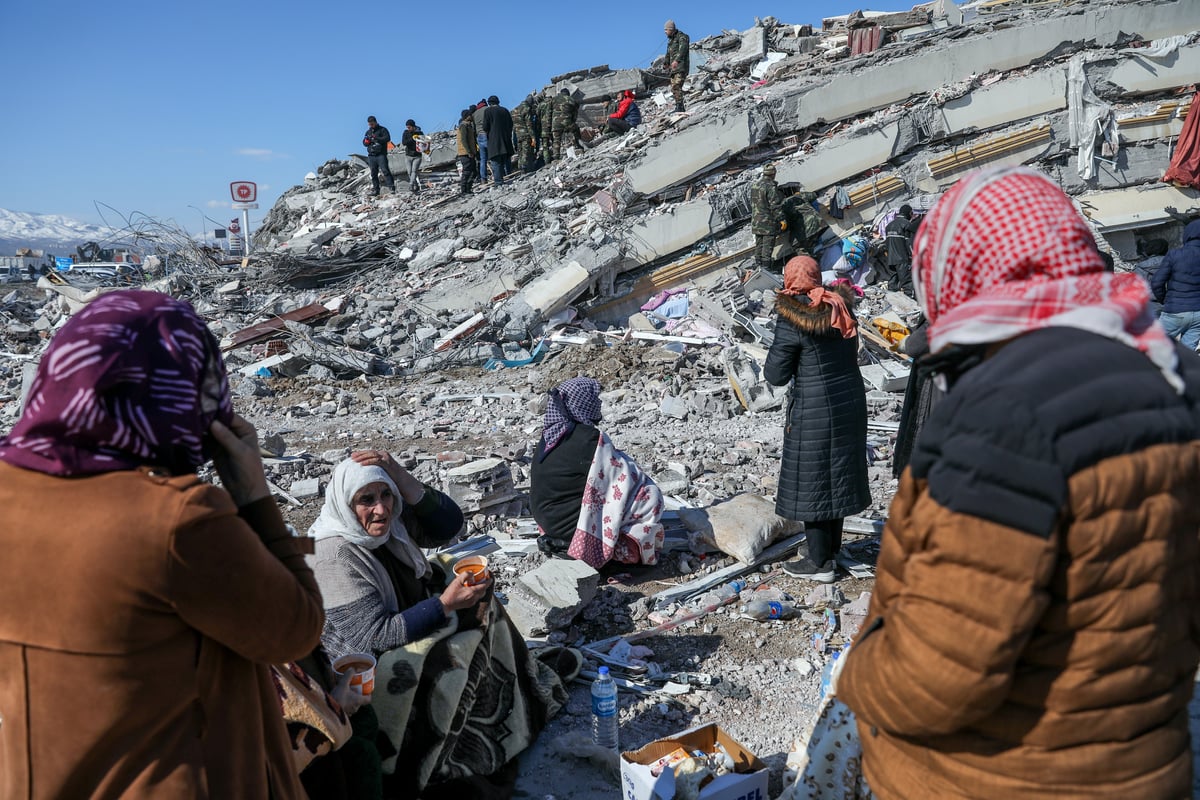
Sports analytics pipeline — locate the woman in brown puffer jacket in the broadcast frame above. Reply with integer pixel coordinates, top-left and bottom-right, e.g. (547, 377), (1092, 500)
(838, 166), (1200, 799)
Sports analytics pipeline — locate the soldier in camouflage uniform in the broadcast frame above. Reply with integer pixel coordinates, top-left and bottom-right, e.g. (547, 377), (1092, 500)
(537, 91), (555, 165)
(513, 95), (536, 173)
(664, 20), (690, 112)
(750, 164), (786, 271)
(551, 89), (579, 160)
(783, 188), (826, 255)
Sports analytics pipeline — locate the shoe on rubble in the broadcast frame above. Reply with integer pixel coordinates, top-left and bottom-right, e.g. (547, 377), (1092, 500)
(782, 557), (836, 583)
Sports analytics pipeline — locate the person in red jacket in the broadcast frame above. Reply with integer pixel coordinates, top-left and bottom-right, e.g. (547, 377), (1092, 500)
(606, 89), (642, 135)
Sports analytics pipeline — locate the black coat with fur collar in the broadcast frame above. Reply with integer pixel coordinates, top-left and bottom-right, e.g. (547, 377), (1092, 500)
(765, 285), (871, 521)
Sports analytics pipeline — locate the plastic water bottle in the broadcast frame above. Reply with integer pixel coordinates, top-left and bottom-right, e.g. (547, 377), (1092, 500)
(819, 650), (842, 701)
(591, 666), (619, 750)
(743, 599), (800, 620)
(696, 579), (746, 608)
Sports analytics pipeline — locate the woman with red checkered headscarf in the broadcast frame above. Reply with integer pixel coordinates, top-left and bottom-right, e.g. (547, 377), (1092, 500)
(837, 166), (1200, 799)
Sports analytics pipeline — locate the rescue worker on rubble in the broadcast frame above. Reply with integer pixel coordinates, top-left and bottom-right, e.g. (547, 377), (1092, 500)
(513, 95), (537, 174)
(551, 89), (579, 160)
(362, 116), (396, 197)
(783, 186), (826, 256)
(884, 204), (917, 295)
(664, 20), (690, 112)
(537, 91), (555, 166)
(750, 164), (786, 272)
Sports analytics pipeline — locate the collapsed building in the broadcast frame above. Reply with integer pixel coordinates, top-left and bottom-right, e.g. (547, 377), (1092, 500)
(239, 0), (1198, 386)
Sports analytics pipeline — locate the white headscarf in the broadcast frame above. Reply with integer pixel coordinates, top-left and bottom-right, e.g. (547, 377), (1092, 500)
(308, 458), (430, 579)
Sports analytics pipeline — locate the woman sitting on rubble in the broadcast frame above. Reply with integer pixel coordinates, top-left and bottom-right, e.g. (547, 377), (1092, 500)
(530, 375), (665, 568)
(0, 290), (323, 799)
(765, 255), (871, 584)
(310, 451), (573, 798)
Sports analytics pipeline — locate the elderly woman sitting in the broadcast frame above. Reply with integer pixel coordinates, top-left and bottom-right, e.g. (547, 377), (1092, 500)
(530, 376), (665, 568)
(310, 451), (570, 797)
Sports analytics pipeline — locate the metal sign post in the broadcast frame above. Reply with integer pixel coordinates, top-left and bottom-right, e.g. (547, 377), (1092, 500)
(230, 182), (258, 255)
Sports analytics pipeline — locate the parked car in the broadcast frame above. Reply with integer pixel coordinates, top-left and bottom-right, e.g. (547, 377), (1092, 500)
(66, 262), (144, 285)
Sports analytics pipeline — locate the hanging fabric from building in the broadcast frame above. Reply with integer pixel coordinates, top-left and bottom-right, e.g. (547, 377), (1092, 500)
(1067, 53), (1115, 181)
(1163, 95), (1200, 189)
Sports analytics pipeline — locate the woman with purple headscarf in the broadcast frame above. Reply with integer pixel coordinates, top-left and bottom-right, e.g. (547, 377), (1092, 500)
(530, 376), (664, 568)
(0, 291), (323, 799)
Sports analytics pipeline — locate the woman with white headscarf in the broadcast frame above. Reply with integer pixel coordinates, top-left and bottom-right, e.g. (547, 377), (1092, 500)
(309, 450), (573, 797)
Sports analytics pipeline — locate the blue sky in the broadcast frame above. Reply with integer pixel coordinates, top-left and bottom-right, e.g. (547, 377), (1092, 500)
(0, 0), (917, 238)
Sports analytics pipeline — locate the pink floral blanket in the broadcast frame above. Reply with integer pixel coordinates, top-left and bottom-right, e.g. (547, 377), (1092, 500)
(567, 432), (664, 568)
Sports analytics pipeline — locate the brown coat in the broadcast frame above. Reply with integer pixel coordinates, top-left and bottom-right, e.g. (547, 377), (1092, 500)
(838, 328), (1200, 799)
(0, 463), (324, 799)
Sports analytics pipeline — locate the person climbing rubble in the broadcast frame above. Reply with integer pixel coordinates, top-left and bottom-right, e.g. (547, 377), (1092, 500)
(530, 377), (664, 569)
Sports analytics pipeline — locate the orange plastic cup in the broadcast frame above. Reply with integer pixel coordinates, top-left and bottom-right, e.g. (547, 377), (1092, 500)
(332, 653), (376, 697)
(453, 555), (491, 586)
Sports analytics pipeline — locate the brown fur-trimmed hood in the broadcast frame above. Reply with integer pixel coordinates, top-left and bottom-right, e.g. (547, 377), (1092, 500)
(773, 283), (858, 335)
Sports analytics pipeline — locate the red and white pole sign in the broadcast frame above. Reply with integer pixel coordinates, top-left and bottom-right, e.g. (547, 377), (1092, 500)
(229, 181), (256, 255)
(230, 181), (257, 203)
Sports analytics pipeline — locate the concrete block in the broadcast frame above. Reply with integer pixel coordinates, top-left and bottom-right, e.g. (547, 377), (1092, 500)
(625, 199), (719, 266)
(409, 237), (464, 272)
(626, 110), (763, 197)
(443, 457), (517, 513)
(660, 395), (690, 419)
(1076, 183), (1200, 233)
(508, 559), (601, 637)
(290, 477), (321, 500)
(553, 68), (646, 104)
(512, 260), (591, 319)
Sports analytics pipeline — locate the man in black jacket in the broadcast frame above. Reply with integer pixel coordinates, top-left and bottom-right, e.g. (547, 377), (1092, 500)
(482, 96), (514, 187)
(362, 116), (395, 197)
(884, 204), (916, 295)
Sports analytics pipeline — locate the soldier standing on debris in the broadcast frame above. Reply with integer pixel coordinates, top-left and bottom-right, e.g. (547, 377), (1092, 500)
(750, 164), (786, 271)
(455, 108), (478, 196)
(551, 89), (579, 160)
(664, 20), (690, 112)
(512, 95), (536, 173)
(538, 91), (555, 165)
(362, 115), (396, 197)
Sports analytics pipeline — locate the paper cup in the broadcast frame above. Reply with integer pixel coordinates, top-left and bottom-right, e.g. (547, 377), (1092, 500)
(332, 653), (376, 697)
(453, 555), (491, 586)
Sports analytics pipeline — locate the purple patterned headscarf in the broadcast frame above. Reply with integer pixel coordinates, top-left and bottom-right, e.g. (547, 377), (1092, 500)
(539, 376), (602, 461)
(0, 290), (233, 476)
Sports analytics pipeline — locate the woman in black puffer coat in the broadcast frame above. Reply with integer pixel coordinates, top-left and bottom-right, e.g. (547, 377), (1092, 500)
(765, 256), (871, 582)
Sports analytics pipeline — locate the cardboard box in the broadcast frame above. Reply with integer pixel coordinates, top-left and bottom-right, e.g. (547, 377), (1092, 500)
(620, 723), (768, 800)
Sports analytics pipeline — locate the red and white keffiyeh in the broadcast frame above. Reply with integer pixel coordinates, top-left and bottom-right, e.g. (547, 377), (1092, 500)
(913, 165), (1182, 392)
(567, 432), (664, 569)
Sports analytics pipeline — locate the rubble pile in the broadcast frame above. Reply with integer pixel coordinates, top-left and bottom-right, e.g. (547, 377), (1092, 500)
(3, 1), (1200, 794)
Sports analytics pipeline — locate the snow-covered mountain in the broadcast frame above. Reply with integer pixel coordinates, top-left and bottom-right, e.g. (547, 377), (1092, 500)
(0, 208), (120, 256)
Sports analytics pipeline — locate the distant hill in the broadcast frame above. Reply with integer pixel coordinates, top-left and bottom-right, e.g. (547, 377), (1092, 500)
(0, 208), (121, 257)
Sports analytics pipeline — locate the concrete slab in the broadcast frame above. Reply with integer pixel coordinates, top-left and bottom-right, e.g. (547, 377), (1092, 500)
(625, 200), (719, 266)
(555, 68), (646, 104)
(514, 260), (592, 318)
(1077, 183), (1200, 232)
(787, 0), (1199, 132)
(443, 457), (517, 513)
(777, 122), (900, 191)
(1104, 44), (1200, 96)
(941, 68), (1067, 135)
(625, 111), (763, 197)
